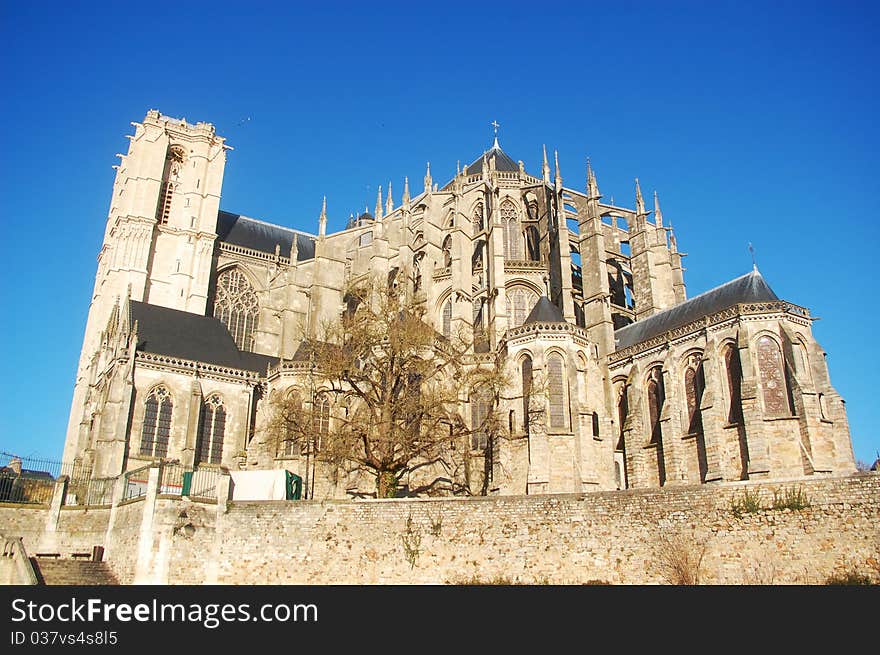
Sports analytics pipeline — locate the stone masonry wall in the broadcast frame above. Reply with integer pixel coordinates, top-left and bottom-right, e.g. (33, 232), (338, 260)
(207, 473), (878, 584)
(0, 473), (877, 584)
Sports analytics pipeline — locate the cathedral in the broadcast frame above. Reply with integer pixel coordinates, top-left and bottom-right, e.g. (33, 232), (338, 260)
(62, 110), (856, 498)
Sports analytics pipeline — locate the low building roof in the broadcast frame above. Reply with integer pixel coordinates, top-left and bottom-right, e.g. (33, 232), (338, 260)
(129, 300), (276, 373)
(614, 269), (779, 350)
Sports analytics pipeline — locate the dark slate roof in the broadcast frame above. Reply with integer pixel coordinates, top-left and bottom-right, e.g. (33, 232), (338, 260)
(216, 211), (316, 261)
(129, 300), (276, 374)
(524, 296), (567, 325)
(614, 269), (779, 350)
(464, 145), (520, 176)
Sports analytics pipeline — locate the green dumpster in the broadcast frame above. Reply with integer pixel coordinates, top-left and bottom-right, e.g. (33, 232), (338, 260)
(285, 471), (303, 500)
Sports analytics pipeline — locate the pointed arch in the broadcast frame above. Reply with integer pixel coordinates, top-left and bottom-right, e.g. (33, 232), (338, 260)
(646, 366), (666, 485)
(756, 335), (794, 417)
(472, 202), (484, 235)
(505, 287), (539, 328)
(140, 385), (173, 458)
(547, 352), (567, 430)
(213, 267), (259, 352)
(441, 235), (452, 268)
(501, 199), (521, 259)
(521, 354), (533, 435)
(196, 394), (226, 465)
(442, 299), (452, 338)
(722, 342), (744, 424)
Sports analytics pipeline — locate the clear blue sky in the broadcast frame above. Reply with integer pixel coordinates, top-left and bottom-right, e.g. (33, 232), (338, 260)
(1, 1), (878, 466)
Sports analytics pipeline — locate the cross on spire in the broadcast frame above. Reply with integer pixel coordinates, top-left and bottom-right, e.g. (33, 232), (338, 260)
(748, 242), (757, 271)
(491, 119), (500, 148)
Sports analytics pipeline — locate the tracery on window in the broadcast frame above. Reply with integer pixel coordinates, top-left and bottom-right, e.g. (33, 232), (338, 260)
(757, 336), (794, 416)
(196, 394), (226, 465)
(548, 353), (566, 430)
(140, 386), (173, 459)
(501, 200), (521, 259)
(505, 288), (538, 328)
(213, 268), (259, 351)
(442, 300), (452, 338)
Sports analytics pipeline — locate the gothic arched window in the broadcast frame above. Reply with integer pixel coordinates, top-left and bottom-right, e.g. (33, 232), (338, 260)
(312, 394), (330, 451)
(213, 268), (259, 352)
(724, 344), (743, 424)
(757, 336), (794, 417)
(548, 353), (566, 430)
(521, 356), (533, 435)
(196, 394), (226, 465)
(278, 390), (302, 458)
(501, 200), (521, 260)
(506, 288), (539, 328)
(140, 386), (173, 458)
(470, 387), (491, 450)
(442, 300), (452, 338)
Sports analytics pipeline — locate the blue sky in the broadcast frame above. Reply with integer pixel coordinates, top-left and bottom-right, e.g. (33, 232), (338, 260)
(1, 0), (878, 466)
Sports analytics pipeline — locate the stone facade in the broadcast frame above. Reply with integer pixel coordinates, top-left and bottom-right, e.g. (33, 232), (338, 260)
(62, 110), (856, 498)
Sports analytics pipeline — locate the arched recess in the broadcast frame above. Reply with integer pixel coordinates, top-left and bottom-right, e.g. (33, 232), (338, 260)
(682, 351), (708, 482)
(213, 265), (260, 352)
(139, 385), (173, 459)
(441, 235), (452, 268)
(156, 145), (186, 225)
(472, 202), (485, 236)
(721, 341), (744, 424)
(646, 365), (666, 485)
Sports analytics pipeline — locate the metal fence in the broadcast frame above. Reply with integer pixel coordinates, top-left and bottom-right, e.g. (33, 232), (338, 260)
(0, 452), (68, 505)
(64, 477), (116, 507)
(159, 463), (219, 500)
(123, 465), (151, 501)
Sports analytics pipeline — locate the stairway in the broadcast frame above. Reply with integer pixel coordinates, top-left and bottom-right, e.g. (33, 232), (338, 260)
(31, 558), (119, 585)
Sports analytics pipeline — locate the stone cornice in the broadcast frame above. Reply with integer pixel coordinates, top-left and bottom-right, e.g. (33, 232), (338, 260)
(608, 301), (812, 364)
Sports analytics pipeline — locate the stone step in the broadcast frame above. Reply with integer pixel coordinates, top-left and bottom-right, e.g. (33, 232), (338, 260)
(32, 558), (119, 586)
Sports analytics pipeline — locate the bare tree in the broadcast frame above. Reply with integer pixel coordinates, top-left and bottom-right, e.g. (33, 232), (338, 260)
(267, 275), (530, 498)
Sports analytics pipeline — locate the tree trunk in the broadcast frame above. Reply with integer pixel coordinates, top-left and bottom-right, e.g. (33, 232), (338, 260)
(377, 470), (397, 498)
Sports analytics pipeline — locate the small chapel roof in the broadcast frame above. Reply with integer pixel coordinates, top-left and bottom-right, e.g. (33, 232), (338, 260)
(523, 296), (566, 325)
(613, 269), (779, 350)
(216, 211), (316, 260)
(129, 300), (277, 373)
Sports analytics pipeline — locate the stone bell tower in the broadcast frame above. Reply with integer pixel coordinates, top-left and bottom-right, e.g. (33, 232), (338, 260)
(63, 110), (228, 463)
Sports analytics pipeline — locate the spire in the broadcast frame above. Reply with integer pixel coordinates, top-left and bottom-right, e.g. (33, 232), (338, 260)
(290, 233), (299, 261)
(386, 181), (394, 214)
(542, 145), (550, 184)
(402, 176), (410, 207)
(554, 149), (562, 188)
(653, 191), (663, 228)
(318, 196), (327, 237)
(375, 186), (383, 220)
(635, 178), (646, 216)
(424, 162), (432, 194)
(587, 158), (600, 199)
(491, 119), (500, 149)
